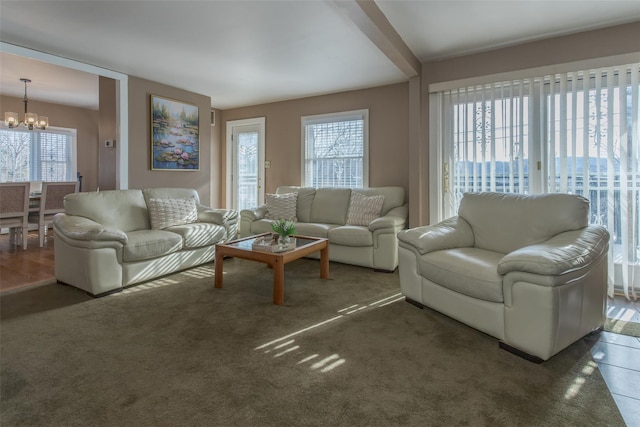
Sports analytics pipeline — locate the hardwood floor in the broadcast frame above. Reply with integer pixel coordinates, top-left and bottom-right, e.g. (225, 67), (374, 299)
(1, 235), (638, 425)
(0, 229), (55, 293)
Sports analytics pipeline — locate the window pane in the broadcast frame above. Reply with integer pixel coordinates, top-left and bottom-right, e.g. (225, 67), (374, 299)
(447, 82), (531, 208)
(38, 132), (73, 181)
(303, 113), (366, 188)
(237, 131), (259, 211)
(0, 130), (31, 182)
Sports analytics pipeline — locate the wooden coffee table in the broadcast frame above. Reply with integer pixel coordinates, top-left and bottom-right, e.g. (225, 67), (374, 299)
(214, 233), (329, 305)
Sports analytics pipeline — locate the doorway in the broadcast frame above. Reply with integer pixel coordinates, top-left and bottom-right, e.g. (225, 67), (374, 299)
(226, 118), (265, 218)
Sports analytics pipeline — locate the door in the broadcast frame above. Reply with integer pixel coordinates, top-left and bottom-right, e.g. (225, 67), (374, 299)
(226, 118), (265, 216)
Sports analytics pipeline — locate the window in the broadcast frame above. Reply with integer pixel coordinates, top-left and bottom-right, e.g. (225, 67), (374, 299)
(0, 127), (77, 182)
(435, 62), (640, 297)
(302, 109), (368, 188)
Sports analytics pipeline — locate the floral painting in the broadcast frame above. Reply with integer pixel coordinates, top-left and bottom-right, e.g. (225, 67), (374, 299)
(151, 95), (199, 170)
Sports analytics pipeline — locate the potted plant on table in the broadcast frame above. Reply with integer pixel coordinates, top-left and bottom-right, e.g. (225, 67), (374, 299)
(271, 219), (296, 246)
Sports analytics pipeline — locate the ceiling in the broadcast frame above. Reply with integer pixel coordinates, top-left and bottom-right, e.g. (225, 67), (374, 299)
(1, 0), (639, 111)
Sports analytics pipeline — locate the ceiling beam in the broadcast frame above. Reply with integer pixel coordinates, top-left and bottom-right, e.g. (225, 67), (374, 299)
(333, 0), (421, 78)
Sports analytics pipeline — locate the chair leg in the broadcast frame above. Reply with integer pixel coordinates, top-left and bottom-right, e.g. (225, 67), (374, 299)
(39, 225), (45, 247)
(22, 226), (28, 250)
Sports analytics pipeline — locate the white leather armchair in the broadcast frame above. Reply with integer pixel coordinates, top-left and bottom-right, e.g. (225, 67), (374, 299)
(397, 192), (609, 362)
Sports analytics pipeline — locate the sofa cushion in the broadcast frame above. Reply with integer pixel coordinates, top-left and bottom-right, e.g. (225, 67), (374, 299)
(310, 188), (351, 225)
(295, 222), (338, 238)
(265, 193), (297, 221)
(64, 189), (150, 232)
(143, 188), (201, 205)
(353, 187), (404, 215)
(328, 226), (373, 247)
(165, 223), (226, 248)
(418, 247), (504, 303)
(249, 219), (277, 235)
(458, 192), (589, 254)
(346, 192), (384, 226)
(123, 230), (183, 262)
(147, 198), (198, 229)
(277, 186), (316, 223)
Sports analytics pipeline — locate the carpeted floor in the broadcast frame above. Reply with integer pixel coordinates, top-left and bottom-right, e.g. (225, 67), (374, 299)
(0, 259), (624, 426)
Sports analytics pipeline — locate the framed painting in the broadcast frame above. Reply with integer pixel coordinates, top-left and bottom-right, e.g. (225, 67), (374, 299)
(150, 95), (199, 170)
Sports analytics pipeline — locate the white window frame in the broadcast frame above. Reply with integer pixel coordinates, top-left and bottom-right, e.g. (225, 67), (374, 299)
(301, 109), (369, 188)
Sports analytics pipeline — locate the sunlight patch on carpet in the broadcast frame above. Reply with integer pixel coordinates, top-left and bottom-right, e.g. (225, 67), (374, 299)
(180, 265), (215, 279)
(253, 292), (404, 375)
(254, 315), (344, 350)
(310, 354), (345, 373)
(564, 360), (597, 400)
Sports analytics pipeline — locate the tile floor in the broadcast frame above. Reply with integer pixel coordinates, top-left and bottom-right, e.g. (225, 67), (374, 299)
(589, 296), (640, 427)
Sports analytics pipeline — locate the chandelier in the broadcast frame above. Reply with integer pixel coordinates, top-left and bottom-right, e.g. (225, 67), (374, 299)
(4, 78), (48, 130)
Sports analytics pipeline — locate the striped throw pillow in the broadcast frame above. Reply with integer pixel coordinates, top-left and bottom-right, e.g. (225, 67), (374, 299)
(148, 198), (198, 229)
(265, 193), (297, 221)
(346, 192), (384, 226)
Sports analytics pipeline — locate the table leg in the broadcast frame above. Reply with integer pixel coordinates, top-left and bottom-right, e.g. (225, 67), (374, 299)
(273, 260), (284, 305)
(320, 245), (329, 279)
(214, 250), (224, 289)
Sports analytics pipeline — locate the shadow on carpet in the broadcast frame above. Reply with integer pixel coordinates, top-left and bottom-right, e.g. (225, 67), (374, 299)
(0, 259), (624, 426)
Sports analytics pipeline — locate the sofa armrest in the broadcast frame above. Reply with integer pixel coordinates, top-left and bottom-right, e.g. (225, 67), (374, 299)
(197, 205), (239, 240)
(369, 204), (408, 231)
(397, 216), (474, 255)
(498, 225), (610, 277)
(240, 205), (267, 221)
(53, 214), (127, 243)
(198, 206), (238, 225)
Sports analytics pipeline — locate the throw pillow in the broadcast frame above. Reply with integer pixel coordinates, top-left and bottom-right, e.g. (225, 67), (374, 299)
(148, 198), (198, 229)
(265, 193), (297, 221)
(346, 192), (385, 226)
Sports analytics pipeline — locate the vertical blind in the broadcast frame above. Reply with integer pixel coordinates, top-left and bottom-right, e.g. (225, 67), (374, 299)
(303, 110), (367, 188)
(440, 63), (640, 299)
(0, 127), (77, 183)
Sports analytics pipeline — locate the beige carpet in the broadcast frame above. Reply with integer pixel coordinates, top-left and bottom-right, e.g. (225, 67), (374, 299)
(0, 259), (624, 426)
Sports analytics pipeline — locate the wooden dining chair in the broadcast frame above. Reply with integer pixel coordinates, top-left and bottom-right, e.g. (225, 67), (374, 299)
(0, 182), (30, 250)
(28, 181), (79, 247)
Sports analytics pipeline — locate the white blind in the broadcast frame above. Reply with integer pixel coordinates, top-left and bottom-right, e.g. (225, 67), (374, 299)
(302, 110), (368, 188)
(0, 127), (77, 182)
(444, 80), (533, 204)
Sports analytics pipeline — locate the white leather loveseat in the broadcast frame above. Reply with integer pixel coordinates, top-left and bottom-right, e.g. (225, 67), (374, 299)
(240, 186), (408, 271)
(397, 192), (609, 362)
(53, 188), (238, 296)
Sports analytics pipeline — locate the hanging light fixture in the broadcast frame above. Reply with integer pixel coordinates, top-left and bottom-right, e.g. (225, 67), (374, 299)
(4, 78), (48, 130)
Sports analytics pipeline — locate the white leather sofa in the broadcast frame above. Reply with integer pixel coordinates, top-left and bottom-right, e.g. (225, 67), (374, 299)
(240, 186), (408, 271)
(397, 192), (609, 362)
(53, 188), (238, 296)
